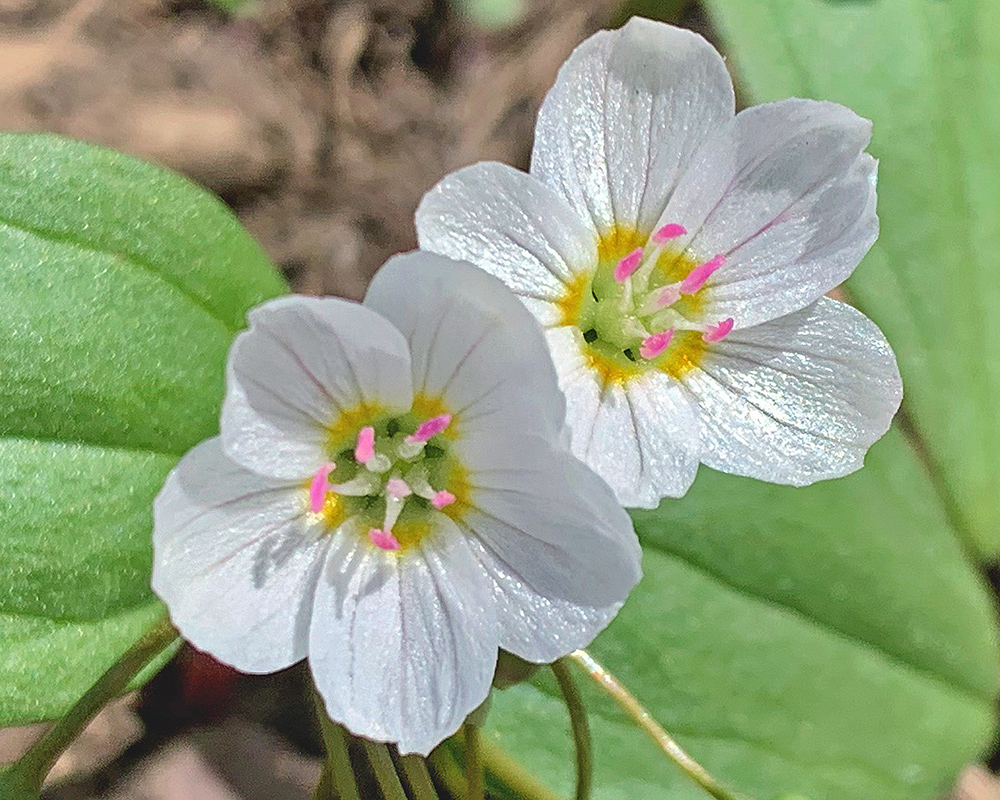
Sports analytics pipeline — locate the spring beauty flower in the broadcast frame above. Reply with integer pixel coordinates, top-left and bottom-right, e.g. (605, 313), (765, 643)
(151, 252), (640, 755)
(416, 18), (902, 507)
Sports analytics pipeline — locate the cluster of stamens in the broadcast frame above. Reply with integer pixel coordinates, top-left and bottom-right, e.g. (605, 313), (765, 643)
(587, 222), (734, 366)
(308, 413), (457, 551)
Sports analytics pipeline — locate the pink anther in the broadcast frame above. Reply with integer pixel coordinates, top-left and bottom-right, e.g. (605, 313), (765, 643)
(702, 318), (735, 343)
(679, 254), (726, 295)
(354, 426), (376, 463)
(386, 477), (412, 500)
(651, 223), (687, 245)
(639, 329), (674, 360)
(368, 528), (401, 551)
(656, 284), (681, 309)
(309, 462), (336, 513)
(407, 413), (452, 444)
(432, 490), (456, 510)
(613, 247), (644, 283)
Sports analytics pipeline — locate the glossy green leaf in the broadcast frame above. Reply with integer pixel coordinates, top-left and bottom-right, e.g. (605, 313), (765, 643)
(488, 430), (998, 800)
(698, 0), (1000, 556)
(0, 133), (287, 725)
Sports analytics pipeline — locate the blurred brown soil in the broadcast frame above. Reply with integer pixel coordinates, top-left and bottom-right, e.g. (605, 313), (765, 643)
(0, 1), (995, 798)
(0, 0), (619, 299)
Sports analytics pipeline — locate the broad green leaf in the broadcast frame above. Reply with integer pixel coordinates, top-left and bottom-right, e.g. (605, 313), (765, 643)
(488, 430), (998, 800)
(698, 0), (1000, 556)
(0, 133), (287, 725)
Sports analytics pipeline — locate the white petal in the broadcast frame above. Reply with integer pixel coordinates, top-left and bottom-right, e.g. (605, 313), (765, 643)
(364, 251), (564, 439)
(415, 162), (597, 301)
(469, 536), (622, 664)
(547, 327), (701, 507)
(684, 297), (903, 484)
(309, 516), (497, 755)
(152, 438), (326, 673)
(532, 18), (735, 235)
(222, 295), (413, 479)
(454, 428), (641, 609)
(661, 99), (877, 327)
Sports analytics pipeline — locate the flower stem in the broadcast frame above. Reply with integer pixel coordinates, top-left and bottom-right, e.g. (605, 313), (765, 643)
(551, 658), (592, 800)
(4, 614), (179, 794)
(478, 737), (560, 800)
(427, 746), (468, 797)
(399, 754), (440, 800)
(361, 739), (407, 800)
(568, 650), (747, 800)
(311, 767), (334, 800)
(464, 722), (485, 800)
(312, 694), (361, 800)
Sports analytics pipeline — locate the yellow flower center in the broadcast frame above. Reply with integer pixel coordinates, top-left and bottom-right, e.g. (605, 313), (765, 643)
(556, 225), (714, 386)
(308, 399), (470, 553)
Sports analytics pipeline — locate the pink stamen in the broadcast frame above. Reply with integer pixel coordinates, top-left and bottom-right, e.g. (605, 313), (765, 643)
(386, 477), (412, 500)
(432, 490), (456, 510)
(613, 247), (644, 283)
(406, 413), (452, 444)
(703, 318), (735, 343)
(651, 223), (687, 244)
(656, 284), (681, 309)
(354, 426), (375, 463)
(368, 528), (401, 551)
(639, 329), (674, 360)
(309, 462), (335, 513)
(679, 254), (726, 295)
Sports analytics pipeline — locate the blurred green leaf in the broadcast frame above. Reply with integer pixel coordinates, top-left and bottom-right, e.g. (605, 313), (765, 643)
(203, 0), (257, 13)
(698, 0), (1000, 557)
(452, 0), (527, 30)
(488, 430), (998, 800)
(0, 133), (287, 725)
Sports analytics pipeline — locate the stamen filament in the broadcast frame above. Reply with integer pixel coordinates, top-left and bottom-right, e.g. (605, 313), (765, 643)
(396, 439), (425, 460)
(329, 472), (380, 496)
(382, 493), (406, 532)
(638, 283), (681, 316)
(364, 453), (392, 473)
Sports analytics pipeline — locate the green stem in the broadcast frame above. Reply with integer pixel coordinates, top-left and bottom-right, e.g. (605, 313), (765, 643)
(312, 692), (361, 800)
(569, 650), (748, 800)
(311, 767), (334, 800)
(361, 739), (407, 800)
(479, 737), (561, 800)
(399, 754), (440, 800)
(551, 658), (592, 800)
(5, 614), (179, 794)
(428, 747), (468, 798)
(464, 723), (485, 800)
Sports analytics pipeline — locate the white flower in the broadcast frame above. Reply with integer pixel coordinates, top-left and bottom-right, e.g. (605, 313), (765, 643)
(151, 251), (640, 755)
(415, 17), (903, 508)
